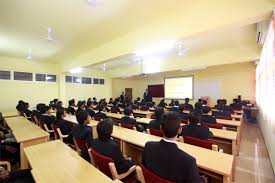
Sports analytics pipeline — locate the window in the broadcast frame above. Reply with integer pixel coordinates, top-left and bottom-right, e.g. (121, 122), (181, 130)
(73, 76), (81, 83)
(35, 74), (46, 82)
(46, 74), (56, 82)
(82, 77), (92, 84)
(0, 70), (11, 80)
(65, 76), (72, 83)
(14, 72), (33, 81)
(93, 78), (99, 84)
(99, 79), (105, 85)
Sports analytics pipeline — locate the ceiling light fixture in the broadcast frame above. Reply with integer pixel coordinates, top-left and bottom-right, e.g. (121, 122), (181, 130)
(70, 67), (83, 74)
(135, 40), (176, 57)
(181, 66), (207, 72)
(26, 48), (32, 60)
(177, 42), (189, 56)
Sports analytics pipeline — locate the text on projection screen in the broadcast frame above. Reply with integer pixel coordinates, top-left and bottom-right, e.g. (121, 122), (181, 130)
(165, 76), (193, 99)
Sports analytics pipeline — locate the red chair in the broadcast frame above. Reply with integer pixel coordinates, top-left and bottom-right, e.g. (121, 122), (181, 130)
(94, 116), (102, 121)
(51, 124), (68, 142)
(215, 116), (232, 120)
(73, 138), (88, 154)
(88, 148), (136, 182)
(136, 165), (174, 183)
(146, 129), (163, 137)
(181, 136), (219, 151)
(150, 114), (156, 119)
(39, 121), (54, 134)
(201, 122), (225, 129)
(120, 123), (137, 131)
(181, 119), (188, 124)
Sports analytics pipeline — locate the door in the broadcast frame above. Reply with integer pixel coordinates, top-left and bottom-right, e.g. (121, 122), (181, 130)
(125, 88), (133, 101)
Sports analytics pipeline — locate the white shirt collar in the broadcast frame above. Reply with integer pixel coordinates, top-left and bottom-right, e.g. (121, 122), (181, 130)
(162, 138), (177, 144)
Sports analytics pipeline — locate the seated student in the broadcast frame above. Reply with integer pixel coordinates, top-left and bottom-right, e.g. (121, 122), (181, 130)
(86, 101), (95, 118)
(202, 100), (208, 107)
(90, 118), (136, 175)
(121, 107), (144, 132)
(133, 97), (141, 106)
(92, 97), (98, 105)
(110, 102), (121, 114)
(32, 103), (45, 121)
(56, 101), (64, 111)
(87, 98), (92, 103)
(194, 101), (203, 115)
(158, 99), (167, 108)
(178, 104), (189, 120)
(67, 100), (76, 115)
(94, 105), (107, 119)
(149, 107), (164, 130)
(71, 111), (93, 161)
(22, 102), (32, 118)
(230, 98), (242, 110)
(0, 166), (34, 183)
(76, 101), (86, 115)
(39, 105), (55, 130)
(142, 112), (205, 183)
(15, 100), (24, 114)
(195, 99), (202, 109)
(168, 99), (175, 106)
(222, 99), (233, 112)
(182, 113), (213, 140)
(55, 110), (72, 135)
(183, 98), (194, 111)
(108, 98), (114, 104)
(170, 100), (180, 111)
(201, 107), (217, 124)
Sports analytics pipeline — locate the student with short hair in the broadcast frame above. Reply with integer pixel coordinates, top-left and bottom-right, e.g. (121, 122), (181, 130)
(182, 113), (213, 140)
(201, 107), (217, 124)
(149, 107), (164, 130)
(230, 98), (242, 110)
(71, 111), (93, 160)
(39, 105), (55, 130)
(86, 101), (95, 118)
(67, 100), (76, 115)
(90, 118), (136, 176)
(168, 99), (175, 106)
(121, 107), (144, 132)
(110, 102), (121, 114)
(55, 110), (72, 135)
(178, 104), (189, 120)
(56, 101), (64, 111)
(183, 98), (194, 111)
(142, 111), (205, 183)
(76, 100), (85, 115)
(94, 104), (107, 119)
(158, 99), (167, 108)
(22, 102), (32, 118)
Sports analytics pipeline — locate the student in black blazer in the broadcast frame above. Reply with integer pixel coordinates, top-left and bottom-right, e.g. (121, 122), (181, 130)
(110, 102), (121, 114)
(55, 110), (72, 135)
(67, 100), (76, 115)
(22, 102), (32, 118)
(182, 113), (213, 140)
(39, 105), (55, 130)
(71, 111), (93, 161)
(76, 101), (86, 115)
(149, 107), (164, 130)
(183, 98), (194, 111)
(94, 105), (107, 119)
(90, 118), (136, 175)
(178, 104), (189, 120)
(142, 111), (205, 183)
(201, 107), (217, 124)
(121, 107), (144, 132)
(86, 101), (95, 118)
(158, 99), (167, 108)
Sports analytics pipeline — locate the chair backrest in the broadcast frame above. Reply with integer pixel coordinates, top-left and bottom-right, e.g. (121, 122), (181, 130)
(212, 111), (232, 120)
(181, 119), (188, 124)
(51, 124), (60, 139)
(140, 106), (149, 111)
(121, 123), (136, 130)
(137, 165), (174, 183)
(73, 138), (88, 153)
(149, 129), (163, 137)
(88, 148), (113, 178)
(200, 122), (224, 129)
(150, 114), (156, 119)
(182, 136), (214, 150)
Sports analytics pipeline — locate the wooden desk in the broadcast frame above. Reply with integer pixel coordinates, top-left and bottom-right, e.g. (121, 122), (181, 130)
(111, 126), (233, 183)
(24, 140), (113, 183)
(5, 116), (49, 169)
(2, 111), (20, 118)
(133, 110), (153, 118)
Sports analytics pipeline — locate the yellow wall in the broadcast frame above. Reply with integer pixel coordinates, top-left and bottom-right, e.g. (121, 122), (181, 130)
(0, 57), (111, 112)
(112, 62), (256, 106)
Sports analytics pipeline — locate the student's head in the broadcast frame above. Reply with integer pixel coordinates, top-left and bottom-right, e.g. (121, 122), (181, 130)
(18, 100), (24, 105)
(41, 105), (51, 114)
(124, 107), (133, 116)
(185, 98), (189, 103)
(179, 104), (185, 112)
(174, 100), (179, 106)
(202, 107), (211, 114)
(161, 112), (181, 138)
(217, 99), (221, 105)
(188, 113), (200, 125)
(137, 97), (140, 101)
(233, 98), (238, 104)
(87, 101), (93, 108)
(198, 99), (202, 103)
(78, 100), (85, 108)
(155, 107), (164, 120)
(222, 99), (227, 105)
(53, 99), (58, 104)
(56, 110), (65, 120)
(98, 104), (104, 112)
(93, 97), (97, 101)
(76, 111), (90, 125)
(69, 100), (74, 106)
(160, 99), (165, 104)
(109, 98), (113, 101)
(36, 103), (45, 111)
(24, 102), (29, 108)
(97, 118), (113, 141)
(57, 101), (63, 106)
(171, 99), (175, 103)
(202, 100), (207, 105)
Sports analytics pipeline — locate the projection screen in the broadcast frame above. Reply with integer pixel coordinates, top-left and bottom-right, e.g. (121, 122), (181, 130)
(164, 76), (194, 99)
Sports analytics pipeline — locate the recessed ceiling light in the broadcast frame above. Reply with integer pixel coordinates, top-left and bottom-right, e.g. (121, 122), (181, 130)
(70, 67), (83, 74)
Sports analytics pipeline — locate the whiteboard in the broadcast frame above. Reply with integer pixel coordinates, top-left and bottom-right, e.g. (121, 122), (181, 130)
(194, 81), (221, 99)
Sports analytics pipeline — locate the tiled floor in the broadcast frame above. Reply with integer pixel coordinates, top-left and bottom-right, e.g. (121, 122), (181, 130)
(234, 122), (275, 183)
